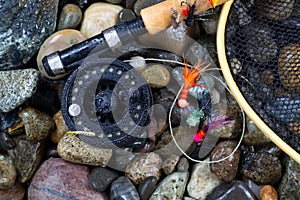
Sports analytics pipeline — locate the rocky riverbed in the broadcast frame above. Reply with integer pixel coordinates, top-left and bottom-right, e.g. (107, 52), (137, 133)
(0, 0), (299, 200)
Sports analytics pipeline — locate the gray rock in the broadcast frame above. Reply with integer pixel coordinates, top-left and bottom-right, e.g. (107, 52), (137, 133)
(18, 107), (54, 141)
(57, 133), (112, 166)
(206, 180), (257, 200)
(110, 176), (140, 200)
(0, 0), (59, 69)
(177, 157), (190, 172)
(90, 167), (119, 192)
(149, 172), (189, 200)
(210, 140), (241, 182)
(57, 4), (82, 30)
(187, 159), (222, 199)
(138, 176), (157, 200)
(0, 154), (17, 189)
(105, 0), (123, 4)
(278, 156), (300, 199)
(243, 117), (271, 145)
(125, 152), (162, 184)
(28, 158), (108, 200)
(162, 154), (180, 175)
(7, 136), (44, 183)
(0, 69), (39, 112)
(118, 9), (136, 23)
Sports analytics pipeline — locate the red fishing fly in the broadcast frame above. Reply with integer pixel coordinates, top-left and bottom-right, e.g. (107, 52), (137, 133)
(193, 116), (234, 142)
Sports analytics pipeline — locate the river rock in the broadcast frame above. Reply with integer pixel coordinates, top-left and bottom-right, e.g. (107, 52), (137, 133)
(278, 44), (300, 95)
(206, 180), (257, 200)
(0, 154), (16, 189)
(260, 185), (278, 200)
(118, 9), (137, 23)
(149, 172), (189, 200)
(162, 154), (180, 175)
(18, 107), (54, 141)
(138, 176), (157, 200)
(108, 147), (136, 171)
(110, 176), (140, 200)
(50, 110), (69, 143)
(278, 157), (300, 199)
(0, 69), (39, 113)
(243, 177), (263, 199)
(80, 2), (123, 38)
(57, 4), (82, 30)
(0, 182), (25, 200)
(140, 64), (171, 88)
(57, 133), (112, 166)
(241, 151), (282, 185)
(243, 117), (271, 145)
(177, 157), (190, 172)
(125, 152), (162, 184)
(89, 167), (119, 192)
(187, 159), (222, 199)
(7, 136), (44, 183)
(210, 140), (241, 182)
(37, 29), (87, 79)
(256, 0), (295, 21)
(133, 0), (164, 15)
(0, 0), (59, 70)
(28, 158), (108, 200)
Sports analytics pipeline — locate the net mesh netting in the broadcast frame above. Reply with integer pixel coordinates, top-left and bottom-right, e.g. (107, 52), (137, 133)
(225, 0), (300, 152)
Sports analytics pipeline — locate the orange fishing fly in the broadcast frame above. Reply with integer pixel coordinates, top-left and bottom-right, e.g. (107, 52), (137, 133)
(178, 60), (210, 108)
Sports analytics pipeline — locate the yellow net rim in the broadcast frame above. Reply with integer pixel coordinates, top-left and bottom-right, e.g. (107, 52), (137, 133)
(216, 0), (300, 163)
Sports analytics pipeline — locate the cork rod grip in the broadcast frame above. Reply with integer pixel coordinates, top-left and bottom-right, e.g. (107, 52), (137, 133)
(140, 0), (228, 34)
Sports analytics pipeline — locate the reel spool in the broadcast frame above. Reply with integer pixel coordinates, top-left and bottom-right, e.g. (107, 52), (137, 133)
(61, 58), (153, 148)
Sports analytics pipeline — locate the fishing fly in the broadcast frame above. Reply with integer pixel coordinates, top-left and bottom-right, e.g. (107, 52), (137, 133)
(208, 0), (218, 8)
(181, 0), (197, 27)
(178, 59), (210, 108)
(193, 116), (234, 142)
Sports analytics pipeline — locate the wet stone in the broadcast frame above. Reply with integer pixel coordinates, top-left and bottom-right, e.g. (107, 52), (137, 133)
(256, 0), (295, 21)
(0, 154), (17, 189)
(118, 9), (137, 23)
(108, 148), (136, 171)
(162, 154), (180, 175)
(50, 110), (69, 143)
(18, 107), (54, 141)
(140, 64), (171, 88)
(177, 157), (190, 172)
(0, 0), (58, 70)
(138, 176), (157, 200)
(57, 4), (82, 30)
(278, 156), (300, 199)
(110, 176), (140, 200)
(243, 177), (263, 200)
(149, 172), (189, 200)
(80, 2), (123, 38)
(187, 159), (222, 199)
(243, 117), (271, 145)
(206, 180), (257, 200)
(241, 151), (282, 185)
(210, 140), (241, 182)
(105, 0), (123, 4)
(28, 158), (108, 200)
(0, 69), (39, 113)
(89, 167), (119, 192)
(0, 182), (25, 200)
(134, 0), (164, 15)
(57, 133), (112, 166)
(7, 136), (44, 183)
(125, 152), (162, 184)
(37, 29), (87, 79)
(260, 185), (278, 200)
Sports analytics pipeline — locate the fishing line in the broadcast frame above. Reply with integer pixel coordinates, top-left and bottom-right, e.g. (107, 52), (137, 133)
(124, 57), (246, 164)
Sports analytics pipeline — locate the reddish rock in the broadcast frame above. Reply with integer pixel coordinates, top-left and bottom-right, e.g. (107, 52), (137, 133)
(0, 182), (25, 200)
(28, 158), (108, 200)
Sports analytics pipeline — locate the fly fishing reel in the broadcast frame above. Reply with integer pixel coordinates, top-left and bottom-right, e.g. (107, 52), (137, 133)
(61, 57), (153, 148)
